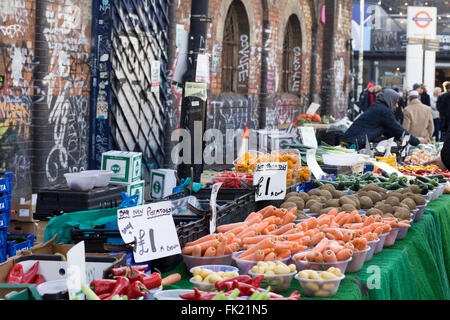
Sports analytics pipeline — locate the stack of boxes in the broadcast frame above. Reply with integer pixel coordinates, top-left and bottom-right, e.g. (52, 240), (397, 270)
(0, 171), (13, 263)
(101, 151), (145, 205)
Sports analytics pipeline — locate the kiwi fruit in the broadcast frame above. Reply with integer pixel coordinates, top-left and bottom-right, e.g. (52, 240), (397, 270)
(341, 203), (357, 212)
(309, 202), (323, 213)
(339, 196), (356, 207)
(298, 192), (311, 202)
(280, 202), (297, 210)
(325, 199), (340, 208)
(359, 196), (373, 209)
(408, 185), (421, 194)
(366, 208), (383, 216)
(394, 207), (411, 220)
(305, 199), (320, 209)
(384, 197), (400, 207)
(411, 194), (426, 205)
(401, 198), (416, 210)
(367, 191), (382, 203)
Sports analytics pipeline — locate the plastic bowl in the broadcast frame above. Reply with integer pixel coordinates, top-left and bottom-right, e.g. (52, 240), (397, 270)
(36, 279), (67, 297)
(64, 172), (97, 191)
(86, 170), (113, 187)
(189, 278), (217, 292)
(414, 205), (426, 222)
(295, 272), (345, 298)
(396, 220), (413, 240)
(189, 264), (239, 275)
(410, 209), (418, 221)
(374, 232), (389, 254)
(154, 289), (194, 300)
(345, 247), (369, 273)
(232, 251), (290, 275)
(182, 253), (233, 271)
(365, 239), (380, 262)
(293, 256), (352, 275)
(383, 228), (400, 247)
(248, 270), (297, 293)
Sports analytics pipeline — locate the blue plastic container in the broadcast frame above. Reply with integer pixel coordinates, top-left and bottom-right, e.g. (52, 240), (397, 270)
(0, 209), (11, 229)
(6, 232), (35, 258)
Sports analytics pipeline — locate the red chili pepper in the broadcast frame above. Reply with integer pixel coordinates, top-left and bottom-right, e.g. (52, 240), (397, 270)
(231, 280), (258, 296)
(250, 274), (264, 288)
(33, 274), (46, 286)
(109, 264), (148, 277)
(126, 280), (149, 300)
(140, 272), (162, 290)
(103, 276), (130, 300)
(90, 279), (117, 295)
(215, 275), (252, 291)
(22, 261), (39, 284)
(98, 293), (111, 300)
(179, 287), (203, 300)
(6, 264), (24, 284)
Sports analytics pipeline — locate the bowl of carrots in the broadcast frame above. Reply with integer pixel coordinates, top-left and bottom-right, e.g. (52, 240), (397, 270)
(345, 246), (370, 273)
(396, 219), (413, 240)
(383, 228), (400, 247)
(374, 232), (389, 254)
(365, 238), (380, 262)
(414, 205), (426, 222)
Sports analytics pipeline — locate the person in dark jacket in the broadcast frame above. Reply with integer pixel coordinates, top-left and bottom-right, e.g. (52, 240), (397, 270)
(414, 83), (431, 106)
(437, 81), (450, 141)
(357, 83), (377, 112)
(393, 87), (405, 124)
(341, 89), (422, 150)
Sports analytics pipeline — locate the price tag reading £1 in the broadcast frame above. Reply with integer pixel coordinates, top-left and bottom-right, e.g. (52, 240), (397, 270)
(254, 162), (287, 201)
(117, 201), (181, 263)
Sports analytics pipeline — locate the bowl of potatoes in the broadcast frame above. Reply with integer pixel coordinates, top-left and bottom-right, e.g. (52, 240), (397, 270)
(248, 261), (297, 293)
(189, 265), (240, 291)
(295, 267), (345, 298)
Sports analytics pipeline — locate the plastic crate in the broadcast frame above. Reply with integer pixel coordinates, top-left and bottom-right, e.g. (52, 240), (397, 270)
(0, 170), (13, 197)
(35, 184), (126, 220)
(0, 209), (10, 229)
(0, 194), (11, 212)
(0, 284), (43, 300)
(6, 232), (35, 258)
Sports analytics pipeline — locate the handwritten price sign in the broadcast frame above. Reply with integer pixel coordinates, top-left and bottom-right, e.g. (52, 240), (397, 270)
(117, 201), (181, 263)
(253, 162), (287, 201)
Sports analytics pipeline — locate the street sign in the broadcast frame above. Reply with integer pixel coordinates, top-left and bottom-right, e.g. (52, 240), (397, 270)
(408, 37), (425, 46)
(424, 39), (440, 52)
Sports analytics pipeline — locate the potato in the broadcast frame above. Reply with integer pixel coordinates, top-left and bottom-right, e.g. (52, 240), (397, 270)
(280, 201), (297, 210)
(309, 202), (323, 213)
(193, 275), (203, 282)
(297, 271), (310, 279)
(319, 271), (338, 279)
(327, 267), (342, 277)
(288, 264), (296, 273)
(314, 290), (331, 298)
(265, 270), (275, 275)
(325, 199), (340, 208)
(319, 190), (333, 201)
(192, 267), (202, 277)
(306, 270), (320, 280)
(306, 199), (320, 209)
(251, 265), (261, 274)
(274, 264), (291, 274)
(341, 203), (356, 213)
(199, 268), (213, 278)
(322, 283), (337, 291)
(223, 271), (239, 278)
(298, 192), (311, 202)
(204, 272), (222, 283)
(305, 282), (320, 292)
(359, 196), (373, 209)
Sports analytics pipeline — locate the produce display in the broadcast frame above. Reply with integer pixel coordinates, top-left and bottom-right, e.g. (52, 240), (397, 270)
(404, 148), (435, 165)
(396, 165), (450, 179)
(212, 171), (253, 188)
(5, 262), (46, 286)
(295, 268), (344, 298)
(191, 267), (239, 284)
(250, 261), (296, 275)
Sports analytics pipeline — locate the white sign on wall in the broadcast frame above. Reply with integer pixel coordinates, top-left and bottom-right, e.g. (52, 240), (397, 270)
(407, 6), (437, 39)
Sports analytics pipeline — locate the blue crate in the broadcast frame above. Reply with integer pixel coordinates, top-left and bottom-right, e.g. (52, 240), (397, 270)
(6, 232), (35, 258)
(0, 195), (10, 213)
(0, 227), (7, 246)
(0, 170), (13, 197)
(0, 209), (11, 229)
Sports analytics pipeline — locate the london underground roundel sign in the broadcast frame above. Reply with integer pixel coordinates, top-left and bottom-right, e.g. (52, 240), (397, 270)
(412, 11), (432, 29)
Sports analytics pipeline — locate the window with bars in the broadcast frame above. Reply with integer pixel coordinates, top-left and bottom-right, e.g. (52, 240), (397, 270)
(282, 15), (302, 94)
(222, 0), (250, 93)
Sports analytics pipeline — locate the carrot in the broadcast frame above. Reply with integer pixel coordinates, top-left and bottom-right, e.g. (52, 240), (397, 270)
(327, 209), (339, 216)
(253, 221), (270, 234)
(310, 232), (325, 246)
(306, 251), (317, 262)
(306, 217), (318, 229)
(162, 273), (182, 286)
(336, 248), (353, 261)
(335, 211), (347, 222)
(243, 235), (275, 244)
(326, 232), (336, 240)
(237, 238), (276, 259)
(204, 246), (216, 257)
(362, 232), (374, 241)
(236, 229), (257, 240)
(363, 216), (375, 227)
(317, 215), (331, 226)
(216, 240), (227, 256)
(312, 237), (329, 253)
(312, 252), (324, 262)
(397, 222), (411, 228)
(275, 248), (291, 259)
(225, 242), (240, 254)
(264, 251), (277, 261)
(191, 245), (202, 256)
(358, 237), (368, 250)
(300, 236), (312, 247)
(282, 228), (301, 235)
(217, 222), (248, 233)
(270, 223), (295, 236)
(373, 226), (385, 235)
(294, 251), (309, 261)
(262, 215), (279, 225)
(185, 234), (219, 247)
(361, 226), (372, 234)
(354, 214), (362, 223)
(254, 250), (266, 261)
(342, 231), (353, 243)
(224, 225), (247, 236)
(323, 250), (337, 262)
(277, 233), (304, 242)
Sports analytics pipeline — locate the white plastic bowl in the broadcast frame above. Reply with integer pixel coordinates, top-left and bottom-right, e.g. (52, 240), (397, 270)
(232, 251), (290, 275)
(154, 289), (195, 300)
(86, 170), (113, 187)
(365, 239), (380, 262)
(383, 228), (400, 247)
(64, 172), (97, 191)
(248, 270), (297, 293)
(182, 253), (233, 271)
(414, 205), (426, 222)
(295, 272), (345, 298)
(293, 255), (352, 275)
(189, 264), (239, 275)
(36, 279), (67, 296)
(374, 232), (389, 254)
(345, 247), (369, 273)
(189, 278), (217, 292)
(396, 220), (413, 240)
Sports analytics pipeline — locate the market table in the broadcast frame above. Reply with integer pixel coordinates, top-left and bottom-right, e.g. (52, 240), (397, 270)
(163, 195), (450, 300)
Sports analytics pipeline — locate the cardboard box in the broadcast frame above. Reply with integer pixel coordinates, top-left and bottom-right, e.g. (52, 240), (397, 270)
(112, 180), (145, 205)
(150, 169), (177, 199)
(101, 150), (142, 183)
(7, 220), (48, 245)
(0, 235), (126, 283)
(10, 200), (35, 222)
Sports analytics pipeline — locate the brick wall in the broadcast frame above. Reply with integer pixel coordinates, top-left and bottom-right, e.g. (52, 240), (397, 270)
(0, 0), (92, 200)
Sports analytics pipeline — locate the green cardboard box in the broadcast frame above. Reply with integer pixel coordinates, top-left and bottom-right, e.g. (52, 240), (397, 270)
(113, 180), (145, 205)
(101, 151), (142, 183)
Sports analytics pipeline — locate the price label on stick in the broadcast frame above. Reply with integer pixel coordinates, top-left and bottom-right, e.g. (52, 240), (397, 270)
(67, 241), (86, 300)
(254, 162), (287, 201)
(306, 102), (320, 115)
(306, 149), (326, 180)
(209, 182), (222, 234)
(300, 126), (318, 149)
(117, 201), (181, 263)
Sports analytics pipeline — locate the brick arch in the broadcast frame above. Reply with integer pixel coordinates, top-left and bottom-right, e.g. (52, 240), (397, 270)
(209, 0), (264, 95)
(277, 0), (313, 101)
